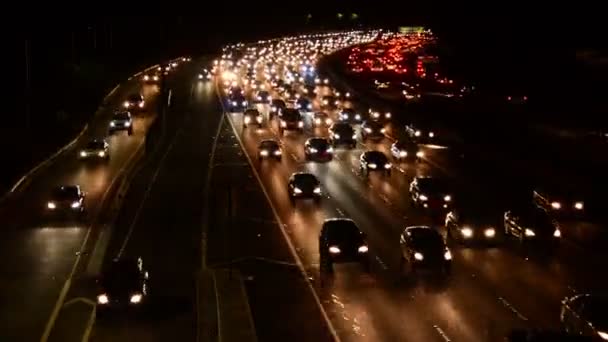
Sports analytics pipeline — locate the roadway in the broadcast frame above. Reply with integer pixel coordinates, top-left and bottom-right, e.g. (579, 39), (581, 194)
(221, 76), (608, 341)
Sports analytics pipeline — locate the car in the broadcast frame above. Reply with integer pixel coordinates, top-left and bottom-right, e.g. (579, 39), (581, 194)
(79, 139), (110, 161)
(287, 172), (322, 204)
(312, 112), (333, 128)
(504, 204), (561, 245)
(278, 108), (303, 136)
(319, 218), (370, 273)
(409, 176), (453, 209)
(123, 93), (145, 110)
(359, 151), (391, 176)
(399, 226), (452, 276)
(250, 80), (264, 90)
(360, 120), (386, 141)
(444, 200), (502, 245)
(228, 95), (248, 112)
(321, 95), (338, 109)
(505, 329), (592, 341)
(197, 69), (212, 81)
(533, 187), (586, 219)
(228, 86), (244, 97)
(96, 257), (149, 313)
(46, 185), (85, 214)
(258, 139), (282, 161)
(329, 123), (356, 148)
(254, 90), (271, 104)
(109, 110), (134, 136)
(562, 294), (608, 340)
(405, 123), (436, 144)
(270, 99), (286, 118)
(301, 84), (317, 95)
(242, 108), (263, 128)
(142, 72), (160, 83)
(368, 108), (392, 121)
(304, 137), (333, 161)
(390, 141), (423, 162)
(338, 108), (362, 124)
(295, 98), (313, 112)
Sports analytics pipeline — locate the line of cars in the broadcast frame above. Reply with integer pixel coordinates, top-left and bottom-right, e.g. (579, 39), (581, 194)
(218, 32), (608, 340)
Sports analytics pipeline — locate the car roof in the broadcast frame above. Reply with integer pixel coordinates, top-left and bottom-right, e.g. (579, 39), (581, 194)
(363, 150), (386, 157)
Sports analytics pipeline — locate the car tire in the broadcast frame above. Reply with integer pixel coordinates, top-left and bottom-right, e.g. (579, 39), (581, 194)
(289, 196), (295, 205)
(276, 156), (282, 161)
(350, 143), (356, 149)
(128, 128), (133, 136)
(386, 170), (392, 176)
(314, 197), (321, 204)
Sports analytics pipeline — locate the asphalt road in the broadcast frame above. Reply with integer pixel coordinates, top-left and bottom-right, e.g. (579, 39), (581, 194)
(222, 78), (608, 341)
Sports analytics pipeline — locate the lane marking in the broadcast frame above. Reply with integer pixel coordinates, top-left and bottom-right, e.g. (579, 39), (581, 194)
(80, 307), (96, 342)
(290, 153), (299, 161)
(40, 138), (145, 342)
(222, 98), (341, 341)
(336, 208), (345, 217)
(212, 272), (223, 342)
(379, 194), (391, 205)
(374, 256), (388, 270)
(498, 296), (528, 321)
(433, 324), (452, 342)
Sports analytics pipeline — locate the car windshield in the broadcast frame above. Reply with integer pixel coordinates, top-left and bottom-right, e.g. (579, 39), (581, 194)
(113, 112), (130, 121)
(85, 141), (105, 150)
(272, 100), (286, 107)
(260, 140), (279, 149)
(324, 221), (362, 243)
(417, 178), (450, 193)
(364, 121), (383, 130)
(408, 228), (444, 249)
(293, 174), (318, 186)
(332, 124), (353, 134)
(244, 109), (259, 116)
(365, 152), (387, 162)
(520, 208), (554, 228)
(396, 141), (417, 150)
(52, 187), (78, 199)
(309, 139), (329, 149)
(315, 112), (328, 119)
(128, 94), (142, 102)
(258, 91), (269, 96)
(281, 109), (301, 121)
(102, 261), (140, 293)
(341, 109), (355, 114)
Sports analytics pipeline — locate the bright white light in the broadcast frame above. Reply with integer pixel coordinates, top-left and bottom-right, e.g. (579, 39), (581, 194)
(313, 187), (321, 194)
(130, 294), (142, 304)
(71, 201), (81, 208)
(551, 202), (561, 209)
(414, 252), (424, 261)
(80, 151), (87, 157)
(47, 202), (56, 209)
(358, 245), (369, 253)
(461, 227), (473, 238)
(294, 187), (302, 194)
(97, 294), (109, 304)
(574, 202), (584, 210)
(419, 195), (428, 201)
(525, 229), (535, 237)
(553, 229), (561, 238)
(444, 195), (451, 202)
(329, 246), (341, 254)
(484, 228), (496, 238)
(416, 151), (424, 158)
(444, 250), (452, 260)
(368, 163), (377, 169)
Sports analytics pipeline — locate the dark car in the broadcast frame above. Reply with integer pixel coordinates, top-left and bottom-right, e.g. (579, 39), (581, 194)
(561, 294), (608, 340)
(142, 72), (160, 83)
(304, 137), (334, 161)
(445, 201), (502, 245)
(360, 120), (386, 141)
(197, 69), (212, 81)
(409, 176), (453, 209)
(312, 112), (333, 128)
(46, 185), (85, 214)
(242, 108), (263, 128)
(359, 151), (391, 176)
(96, 257), (149, 313)
(505, 329), (592, 341)
(338, 108), (362, 124)
(287, 172), (322, 204)
(390, 141), (423, 162)
(254, 90), (271, 104)
(278, 108), (303, 136)
(123, 93), (145, 110)
(329, 123), (356, 148)
(533, 187), (586, 219)
(109, 110), (133, 136)
(258, 139), (282, 161)
(405, 123), (436, 144)
(79, 139), (110, 161)
(368, 108), (392, 121)
(228, 86), (244, 97)
(319, 218), (370, 273)
(270, 99), (286, 118)
(504, 204), (561, 244)
(399, 226), (452, 275)
(321, 95), (338, 109)
(228, 94), (248, 112)
(295, 98), (313, 112)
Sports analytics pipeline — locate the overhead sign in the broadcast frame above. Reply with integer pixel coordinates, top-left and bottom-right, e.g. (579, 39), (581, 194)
(399, 26), (427, 34)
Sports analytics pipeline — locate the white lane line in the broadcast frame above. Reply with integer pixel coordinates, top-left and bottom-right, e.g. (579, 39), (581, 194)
(397, 167), (406, 174)
(336, 208), (345, 217)
(379, 194), (391, 205)
(223, 105), (341, 341)
(116, 120), (186, 258)
(374, 256), (388, 270)
(290, 153), (298, 161)
(498, 296), (528, 321)
(80, 307), (96, 342)
(433, 324), (452, 342)
(40, 138), (145, 342)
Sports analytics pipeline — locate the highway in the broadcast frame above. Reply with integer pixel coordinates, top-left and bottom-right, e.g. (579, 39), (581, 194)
(216, 32), (608, 341)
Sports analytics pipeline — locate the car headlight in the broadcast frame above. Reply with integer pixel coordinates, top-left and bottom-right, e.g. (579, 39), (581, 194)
(139, 101), (146, 108)
(274, 150), (282, 156)
(315, 118), (321, 125)
(123, 101), (130, 108)
(358, 245), (369, 253)
(232, 101), (237, 106)
(281, 121), (287, 127)
(47, 201), (56, 209)
(484, 228), (496, 238)
(298, 121), (304, 128)
(198, 74), (203, 79)
(244, 117), (251, 124)
(368, 163), (377, 169)
(385, 112), (392, 118)
(271, 106), (276, 112)
(125, 122), (131, 127)
(355, 114), (361, 120)
(97, 294), (109, 305)
(352, 134), (357, 139)
(380, 128), (386, 134)
(257, 96), (262, 101)
(372, 112), (380, 118)
(334, 134), (340, 139)
(143, 75), (150, 81)
(309, 147), (318, 153)
(80, 151), (87, 157)
(260, 150), (268, 156)
(98, 151), (105, 157)
(326, 147), (333, 153)
(444, 195), (451, 202)
(597, 331), (608, 340)
(329, 246), (341, 254)
(307, 104), (312, 109)
(293, 187), (302, 194)
(384, 163), (392, 169)
(461, 227), (473, 238)
(444, 250), (452, 260)
(398, 151), (407, 157)
(416, 151), (424, 158)
(574, 202), (584, 210)
(525, 228), (535, 237)
(110, 122), (116, 127)
(364, 128), (372, 133)
(414, 252), (424, 261)
(415, 130), (421, 137)
(242, 101), (248, 106)
(429, 132), (435, 138)
(71, 201), (81, 208)
(130, 293), (143, 304)
(553, 229), (561, 238)
(154, 76), (159, 81)
(551, 201), (561, 209)
(256, 116), (262, 123)
(313, 187), (321, 194)
(419, 194), (428, 201)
